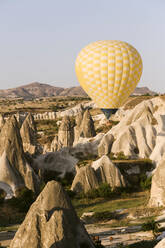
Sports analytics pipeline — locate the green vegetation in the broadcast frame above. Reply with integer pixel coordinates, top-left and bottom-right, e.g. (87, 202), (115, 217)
(141, 219), (160, 236)
(109, 152), (130, 160)
(140, 175), (152, 190)
(125, 240), (158, 248)
(35, 119), (59, 135)
(96, 120), (119, 134)
(74, 183), (137, 201)
(6, 188), (35, 213)
(72, 191), (147, 217)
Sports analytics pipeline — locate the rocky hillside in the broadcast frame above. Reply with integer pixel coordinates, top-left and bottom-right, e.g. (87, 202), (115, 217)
(133, 87), (157, 96)
(0, 82), (157, 99)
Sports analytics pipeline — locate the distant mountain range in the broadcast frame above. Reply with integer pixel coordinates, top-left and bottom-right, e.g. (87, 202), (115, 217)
(0, 82), (157, 99)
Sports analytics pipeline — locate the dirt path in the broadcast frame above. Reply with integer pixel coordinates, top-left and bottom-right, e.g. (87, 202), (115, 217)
(0, 224), (154, 248)
(86, 224), (154, 247)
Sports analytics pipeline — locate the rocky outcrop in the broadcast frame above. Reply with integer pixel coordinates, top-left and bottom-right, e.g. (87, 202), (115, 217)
(33, 111), (56, 120)
(149, 155), (165, 207)
(154, 238), (165, 248)
(20, 113), (38, 154)
(71, 165), (99, 193)
(58, 116), (74, 148)
(56, 103), (84, 119)
(0, 114), (5, 129)
(73, 109), (96, 144)
(150, 115), (165, 164)
(98, 100), (157, 159)
(98, 133), (114, 157)
(10, 181), (95, 248)
(50, 135), (59, 152)
(74, 112), (84, 143)
(0, 151), (23, 198)
(81, 109), (96, 138)
(0, 116), (40, 197)
(92, 155), (126, 189)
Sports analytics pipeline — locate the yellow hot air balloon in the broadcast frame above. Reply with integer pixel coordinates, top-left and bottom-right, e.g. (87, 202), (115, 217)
(75, 40), (143, 119)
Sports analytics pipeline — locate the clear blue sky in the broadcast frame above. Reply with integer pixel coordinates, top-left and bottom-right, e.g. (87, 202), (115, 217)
(0, 0), (164, 92)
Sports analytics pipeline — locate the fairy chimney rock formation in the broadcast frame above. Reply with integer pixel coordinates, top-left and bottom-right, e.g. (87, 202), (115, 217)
(74, 112), (84, 143)
(149, 155), (165, 207)
(71, 165), (99, 193)
(0, 115), (39, 196)
(20, 113), (38, 154)
(92, 155), (126, 189)
(74, 109), (96, 144)
(98, 133), (114, 157)
(0, 114), (5, 129)
(10, 181), (95, 248)
(81, 109), (96, 138)
(58, 116), (74, 148)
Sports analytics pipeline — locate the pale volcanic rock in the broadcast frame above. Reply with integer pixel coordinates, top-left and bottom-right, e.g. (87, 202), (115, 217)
(154, 238), (165, 248)
(0, 151), (24, 198)
(111, 125), (138, 158)
(0, 116), (40, 195)
(0, 114), (5, 129)
(149, 155), (165, 207)
(74, 112), (84, 143)
(56, 103), (84, 118)
(91, 155), (126, 189)
(20, 113), (38, 154)
(98, 133), (114, 157)
(150, 115), (165, 164)
(109, 100), (154, 137)
(131, 116), (156, 158)
(58, 116), (74, 148)
(50, 135), (59, 152)
(10, 181), (95, 248)
(99, 100), (157, 158)
(81, 109), (96, 138)
(71, 165), (99, 193)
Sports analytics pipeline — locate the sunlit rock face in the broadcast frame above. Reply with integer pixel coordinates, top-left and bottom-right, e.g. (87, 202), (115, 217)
(97, 100), (157, 159)
(98, 133), (114, 157)
(0, 116), (40, 197)
(10, 181), (95, 248)
(150, 115), (165, 164)
(0, 114), (5, 129)
(154, 238), (165, 248)
(20, 113), (39, 155)
(91, 155), (126, 189)
(58, 116), (74, 148)
(71, 165), (99, 193)
(149, 155), (165, 207)
(74, 109), (96, 145)
(81, 109), (96, 138)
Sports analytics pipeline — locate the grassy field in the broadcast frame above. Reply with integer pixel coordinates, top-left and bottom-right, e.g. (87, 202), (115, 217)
(0, 96), (90, 115)
(72, 191), (148, 218)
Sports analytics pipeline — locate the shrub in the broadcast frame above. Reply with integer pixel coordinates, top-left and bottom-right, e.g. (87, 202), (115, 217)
(60, 172), (75, 187)
(141, 219), (159, 236)
(76, 183), (130, 200)
(97, 183), (112, 198)
(140, 175), (152, 190)
(116, 152), (129, 160)
(93, 211), (115, 221)
(6, 188), (35, 212)
(66, 189), (76, 198)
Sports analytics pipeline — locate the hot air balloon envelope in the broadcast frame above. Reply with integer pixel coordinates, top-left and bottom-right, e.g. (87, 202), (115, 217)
(75, 40), (143, 118)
